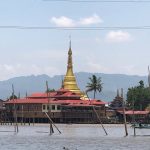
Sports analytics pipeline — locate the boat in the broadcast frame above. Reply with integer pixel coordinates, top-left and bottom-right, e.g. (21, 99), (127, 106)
(131, 123), (150, 129)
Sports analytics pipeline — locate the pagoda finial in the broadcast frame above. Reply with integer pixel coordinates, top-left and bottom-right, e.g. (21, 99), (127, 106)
(67, 38), (73, 69)
(26, 91), (28, 99)
(69, 35), (71, 49)
(117, 89), (119, 97)
(121, 88), (123, 98)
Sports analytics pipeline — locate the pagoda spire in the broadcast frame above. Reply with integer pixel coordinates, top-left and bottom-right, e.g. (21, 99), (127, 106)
(117, 89), (119, 97)
(67, 39), (73, 71)
(63, 40), (82, 95)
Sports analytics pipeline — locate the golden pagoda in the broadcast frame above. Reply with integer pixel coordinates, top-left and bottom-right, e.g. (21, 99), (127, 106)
(63, 41), (82, 95)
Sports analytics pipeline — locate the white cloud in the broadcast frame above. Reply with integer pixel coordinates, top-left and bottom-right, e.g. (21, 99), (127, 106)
(79, 14), (103, 25)
(50, 14), (103, 27)
(51, 16), (75, 27)
(105, 30), (132, 43)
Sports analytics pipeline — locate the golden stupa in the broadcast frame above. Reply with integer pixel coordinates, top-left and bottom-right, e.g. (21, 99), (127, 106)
(63, 41), (82, 95)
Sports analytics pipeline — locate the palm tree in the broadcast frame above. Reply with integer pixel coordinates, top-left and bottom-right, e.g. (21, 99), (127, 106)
(86, 75), (103, 99)
(86, 75), (108, 135)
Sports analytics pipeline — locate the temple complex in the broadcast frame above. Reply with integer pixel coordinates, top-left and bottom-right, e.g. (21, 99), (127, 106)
(3, 41), (107, 123)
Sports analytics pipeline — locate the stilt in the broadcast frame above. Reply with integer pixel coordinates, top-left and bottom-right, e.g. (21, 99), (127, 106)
(45, 112), (61, 134)
(33, 116), (35, 126)
(24, 118), (26, 125)
(45, 81), (61, 135)
(12, 84), (19, 133)
(122, 88), (128, 136)
(50, 123), (54, 135)
(132, 93), (136, 137)
(21, 105), (24, 125)
(29, 118), (30, 126)
(86, 93), (108, 135)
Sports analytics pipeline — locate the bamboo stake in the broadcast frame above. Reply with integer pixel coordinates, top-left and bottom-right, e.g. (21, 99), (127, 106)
(45, 81), (61, 134)
(132, 95), (136, 136)
(12, 84), (19, 133)
(21, 105), (23, 125)
(86, 92), (108, 135)
(45, 112), (61, 134)
(121, 88), (128, 136)
(50, 123), (54, 135)
(46, 81), (53, 135)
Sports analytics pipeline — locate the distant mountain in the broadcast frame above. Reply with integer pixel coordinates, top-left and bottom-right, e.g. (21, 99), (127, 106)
(0, 72), (148, 102)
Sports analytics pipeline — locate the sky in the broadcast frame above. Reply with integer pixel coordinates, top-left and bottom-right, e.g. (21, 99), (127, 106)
(0, 0), (150, 81)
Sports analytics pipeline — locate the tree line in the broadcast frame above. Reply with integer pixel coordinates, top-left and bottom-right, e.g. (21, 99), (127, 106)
(127, 80), (150, 111)
(7, 75), (150, 111)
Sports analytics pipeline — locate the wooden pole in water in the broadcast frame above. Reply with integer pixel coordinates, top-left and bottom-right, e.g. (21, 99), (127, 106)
(50, 122), (54, 135)
(12, 84), (19, 133)
(86, 92), (108, 135)
(33, 111), (35, 126)
(121, 88), (128, 136)
(45, 112), (61, 134)
(132, 95), (136, 136)
(46, 81), (61, 135)
(46, 81), (53, 135)
(21, 105), (23, 125)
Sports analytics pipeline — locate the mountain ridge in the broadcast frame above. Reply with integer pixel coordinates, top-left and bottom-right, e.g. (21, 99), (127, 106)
(0, 72), (148, 101)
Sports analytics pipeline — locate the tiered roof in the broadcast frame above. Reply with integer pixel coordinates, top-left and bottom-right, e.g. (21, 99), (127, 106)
(5, 89), (106, 107)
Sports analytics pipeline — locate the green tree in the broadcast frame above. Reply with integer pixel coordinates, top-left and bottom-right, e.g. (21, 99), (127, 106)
(9, 94), (17, 100)
(86, 75), (103, 99)
(127, 80), (150, 110)
(46, 88), (55, 93)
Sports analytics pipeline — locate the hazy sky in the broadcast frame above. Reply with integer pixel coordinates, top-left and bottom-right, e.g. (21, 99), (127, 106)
(0, 0), (150, 80)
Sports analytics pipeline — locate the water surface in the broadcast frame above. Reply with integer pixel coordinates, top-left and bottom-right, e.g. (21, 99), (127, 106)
(0, 124), (150, 150)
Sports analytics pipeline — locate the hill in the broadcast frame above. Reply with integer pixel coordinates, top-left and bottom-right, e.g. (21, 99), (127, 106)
(0, 72), (148, 101)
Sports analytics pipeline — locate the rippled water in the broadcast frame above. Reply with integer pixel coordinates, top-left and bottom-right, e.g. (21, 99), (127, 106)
(0, 124), (150, 150)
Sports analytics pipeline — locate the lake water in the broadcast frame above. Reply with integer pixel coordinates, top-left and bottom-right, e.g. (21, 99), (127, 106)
(0, 124), (150, 150)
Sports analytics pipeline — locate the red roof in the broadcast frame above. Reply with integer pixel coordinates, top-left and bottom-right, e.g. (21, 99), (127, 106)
(28, 92), (58, 98)
(118, 110), (149, 115)
(28, 90), (80, 99)
(57, 88), (70, 92)
(90, 100), (106, 105)
(5, 98), (50, 104)
(5, 89), (106, 107)
(5, 98), (106, 106)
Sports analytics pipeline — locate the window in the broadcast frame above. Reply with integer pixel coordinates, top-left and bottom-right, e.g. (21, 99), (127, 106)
(47, 105), (49, 110)
(57, 105), (60, 110)
(43, 105), (46, 110)
(52, 105), (55, 110)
